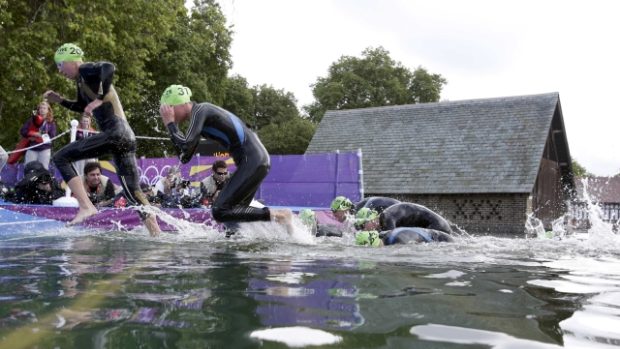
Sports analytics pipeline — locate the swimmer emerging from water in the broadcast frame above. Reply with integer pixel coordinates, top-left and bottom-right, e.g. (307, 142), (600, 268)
(354, 196), (401, 213)
(353, 205), (454, 246)
(44, 43), (161, 236)
(356, 227), (454, 246)
(158, 84), (292, 233)
(380, 203), (454, 234)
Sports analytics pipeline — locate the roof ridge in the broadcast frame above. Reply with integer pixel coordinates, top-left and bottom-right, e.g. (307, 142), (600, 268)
(326, 92), (559, 114)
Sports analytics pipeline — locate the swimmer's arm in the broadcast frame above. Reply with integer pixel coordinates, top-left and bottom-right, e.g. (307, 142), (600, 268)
(166, 114), (203, 164)
(59, 92), (87, 112)
(96, 62), (115, 100)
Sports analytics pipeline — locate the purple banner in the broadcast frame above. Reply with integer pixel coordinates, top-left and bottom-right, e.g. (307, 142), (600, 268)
(1, 152), (362, 208)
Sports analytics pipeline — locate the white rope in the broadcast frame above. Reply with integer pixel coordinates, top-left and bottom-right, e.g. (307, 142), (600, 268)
(72, 128), (169, 141)
(2, 126), (169, 156)
(3, 130), (71, 155)
(135, 135), (169, 141)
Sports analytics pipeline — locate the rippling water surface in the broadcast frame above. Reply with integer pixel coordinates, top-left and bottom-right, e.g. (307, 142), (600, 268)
(1, 217), (619, 349)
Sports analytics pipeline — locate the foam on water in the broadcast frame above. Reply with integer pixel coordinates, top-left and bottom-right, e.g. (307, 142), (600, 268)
(410, 324), (563, 349)
(249, 326), (342, 347)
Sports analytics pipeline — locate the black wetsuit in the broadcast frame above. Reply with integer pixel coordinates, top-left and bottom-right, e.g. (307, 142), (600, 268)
(379, 203), (453, 235)
(354, 196), (400, 213)
(382, 227), (453, 245)
(167, 102), (271, 223)
(53, 62), (150, 211)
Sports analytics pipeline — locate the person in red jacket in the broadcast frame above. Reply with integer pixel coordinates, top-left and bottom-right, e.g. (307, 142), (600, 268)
(24, 101), (57, 170)
(7, 103), (46, 165)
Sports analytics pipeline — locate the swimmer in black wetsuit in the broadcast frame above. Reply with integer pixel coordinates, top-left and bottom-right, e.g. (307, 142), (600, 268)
(44, 43), (161, 236)
(355, 227), (453, 246)
(354, 196), (400, 214)
(382, 227), (453, 244)
(379, 203), (453, 235)
(158, 84), (292, 232)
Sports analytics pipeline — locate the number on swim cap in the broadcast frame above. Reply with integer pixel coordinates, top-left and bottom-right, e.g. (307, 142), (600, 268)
(54, 43), (84, 63)
(161, 84), (192, 105)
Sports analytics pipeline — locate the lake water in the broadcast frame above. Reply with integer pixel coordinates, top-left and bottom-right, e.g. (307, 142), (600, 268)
(1, 213), (619, 349)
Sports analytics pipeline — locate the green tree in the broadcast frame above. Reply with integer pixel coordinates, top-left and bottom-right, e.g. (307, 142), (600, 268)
(0, 0), (184, 152)
(136, 0), (233, 156)
(221, 77), (314, 153)
(572, 159), (592, 178)
(258, 117), (316, 154)
(252, 84), (299, 130)
(304, 46), (447, 122)
(221, 75), (254, 125)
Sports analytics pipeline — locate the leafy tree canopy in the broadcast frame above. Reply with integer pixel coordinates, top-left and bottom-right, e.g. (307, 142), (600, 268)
(0, 0), (232, 158)
(258, 117), (316, 154)
(222, 77), (315, 154)
(571, 159), (593, 178)
(304, 46), (447, 122)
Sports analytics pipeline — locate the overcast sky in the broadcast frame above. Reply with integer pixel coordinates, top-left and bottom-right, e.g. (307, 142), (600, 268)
(216, 0), (619, 176)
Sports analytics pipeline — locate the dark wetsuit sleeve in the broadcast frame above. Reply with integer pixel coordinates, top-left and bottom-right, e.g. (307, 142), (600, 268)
(60, 90), (87, 112)
(166, 115), (204, 164)
(97, 62), (115, 100)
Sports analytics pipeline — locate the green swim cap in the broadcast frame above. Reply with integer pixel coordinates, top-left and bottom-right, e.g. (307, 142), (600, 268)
(330, 196), (353, 212)
(54, 43), (84, 63)
(299, 209), (316, 227)
(355, 207), (379, 226)
(355, 230), (381, 247)
(161, 84), (192, 105)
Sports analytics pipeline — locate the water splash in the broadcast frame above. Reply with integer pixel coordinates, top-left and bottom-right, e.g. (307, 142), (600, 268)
(525, 213), (547, 239)
(526, 177), (618, 242)
(576, 177), (617, 236)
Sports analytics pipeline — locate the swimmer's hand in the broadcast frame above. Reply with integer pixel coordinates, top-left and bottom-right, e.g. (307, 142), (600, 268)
(84, 99), (103, 115)
(43, 90), (63, 103)
(159, 105), (175, 125)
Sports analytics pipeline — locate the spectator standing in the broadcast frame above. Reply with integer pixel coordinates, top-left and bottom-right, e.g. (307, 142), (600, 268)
(8, 103), (45, 165)
(73, 114), (98, 177)
(24, 101), (57, 170)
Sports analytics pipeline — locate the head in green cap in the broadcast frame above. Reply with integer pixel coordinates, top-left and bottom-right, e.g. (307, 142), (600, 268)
(355, 230), (382, 247)
(298, 209), (317, 234)
(54, 43), (84, 63)
(330, 196), (353, 222)
(159, 84), (194, 126)
(161, 85), (192, 106)
(54, 43), (84, 80)
(355, 207), (380, 230)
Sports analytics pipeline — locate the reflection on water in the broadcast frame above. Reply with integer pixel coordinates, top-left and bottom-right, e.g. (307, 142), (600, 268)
(0, 220), (619, 348)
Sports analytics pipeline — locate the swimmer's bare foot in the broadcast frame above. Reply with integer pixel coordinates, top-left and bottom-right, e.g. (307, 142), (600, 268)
(272, 209), (294, 234)
(144, 215), (161, 237)
(67, 207), (98, 226)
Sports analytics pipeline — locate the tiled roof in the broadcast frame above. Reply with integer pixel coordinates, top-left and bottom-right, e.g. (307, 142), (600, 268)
(307, 93), (561, 194)
(574, 176), (620, 203)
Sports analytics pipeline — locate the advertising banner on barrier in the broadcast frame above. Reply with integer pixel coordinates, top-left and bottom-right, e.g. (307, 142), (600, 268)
(1, 152), (363, 208)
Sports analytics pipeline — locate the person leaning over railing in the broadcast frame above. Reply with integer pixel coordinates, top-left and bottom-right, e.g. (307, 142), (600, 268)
(5, 161), (64, 205)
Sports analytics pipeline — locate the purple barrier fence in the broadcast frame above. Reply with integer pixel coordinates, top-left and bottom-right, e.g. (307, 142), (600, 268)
(1, 151), (363, 208)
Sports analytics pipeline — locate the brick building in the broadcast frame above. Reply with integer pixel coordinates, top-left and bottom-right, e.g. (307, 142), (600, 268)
(306, 93), (574, 235)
